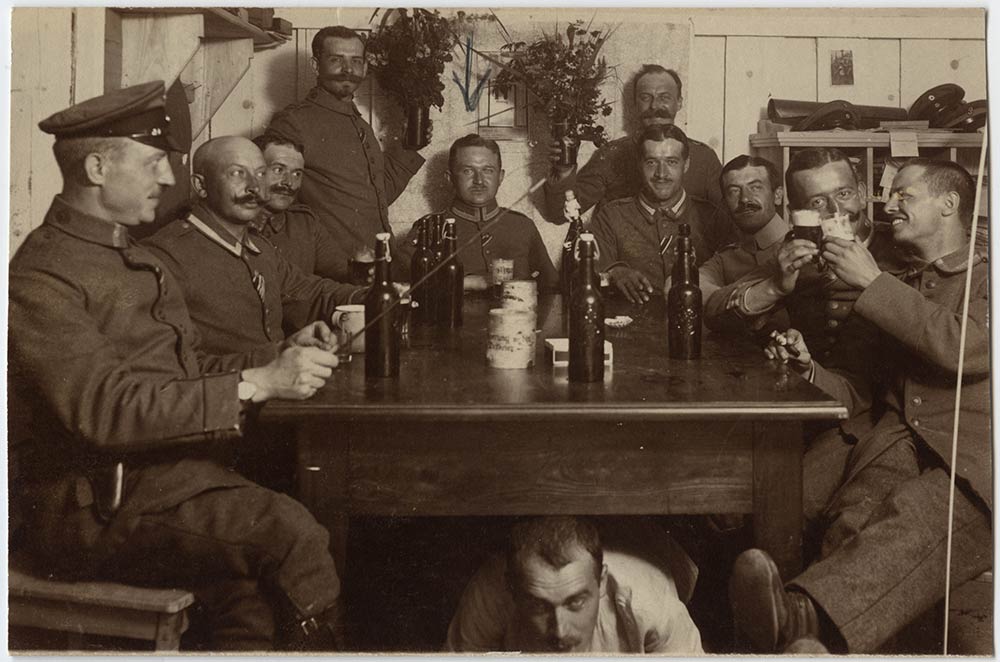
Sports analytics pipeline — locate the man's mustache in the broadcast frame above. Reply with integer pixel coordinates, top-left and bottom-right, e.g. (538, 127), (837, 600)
(324, 73), (363, 84)
(235, 193), (261, 205)
(270, 184), (297, 196)
(641, 108), (674, 120)
(735, 201), (763, 214)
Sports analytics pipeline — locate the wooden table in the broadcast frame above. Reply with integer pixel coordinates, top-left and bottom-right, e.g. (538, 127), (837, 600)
(262, 295), (846, 579)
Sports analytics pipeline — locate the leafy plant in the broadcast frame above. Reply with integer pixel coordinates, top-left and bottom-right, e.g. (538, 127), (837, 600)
(367, 9), (456, 110)
(492, 20), (615, 145)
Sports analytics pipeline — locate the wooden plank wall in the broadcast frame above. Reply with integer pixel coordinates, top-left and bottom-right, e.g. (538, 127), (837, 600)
(10, 8), (104, 252)
(9, 8), (987, 256)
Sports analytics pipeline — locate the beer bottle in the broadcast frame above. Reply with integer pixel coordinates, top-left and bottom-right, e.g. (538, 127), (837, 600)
(426, 213), (445, 321)
(365, 232), (400, 378)
(409, 216), (434, 326)
(437, 218), (464, 328)
(569, 232), (605, 382)
(667, 223), (702, 360)
(560, 190), (583, 297)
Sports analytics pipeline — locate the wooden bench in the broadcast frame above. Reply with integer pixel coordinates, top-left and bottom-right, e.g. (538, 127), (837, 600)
(9, 568), (195, 651)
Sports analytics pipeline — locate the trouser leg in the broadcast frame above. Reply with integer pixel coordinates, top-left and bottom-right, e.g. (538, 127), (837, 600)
(105, 483), (341, 649)
(791, 466), (992, 652)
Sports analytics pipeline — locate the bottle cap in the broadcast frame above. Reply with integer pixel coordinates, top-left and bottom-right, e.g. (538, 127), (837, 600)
(579, 232), (594, 242)
(375, 232), (391, 241)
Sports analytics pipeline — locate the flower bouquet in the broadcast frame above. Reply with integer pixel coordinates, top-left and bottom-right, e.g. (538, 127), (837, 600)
(492, 21), (615, 166)
(367, 8), (456, 149)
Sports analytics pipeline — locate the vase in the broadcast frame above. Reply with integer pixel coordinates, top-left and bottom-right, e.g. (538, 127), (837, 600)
(403, 105), (431, 150)
(551, 120), (580, 167)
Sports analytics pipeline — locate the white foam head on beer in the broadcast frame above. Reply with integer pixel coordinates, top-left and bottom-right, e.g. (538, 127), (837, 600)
(791, 209), (822, 227)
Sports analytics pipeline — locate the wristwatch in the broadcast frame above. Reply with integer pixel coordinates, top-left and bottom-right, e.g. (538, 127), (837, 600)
(238, 380), (258, 402)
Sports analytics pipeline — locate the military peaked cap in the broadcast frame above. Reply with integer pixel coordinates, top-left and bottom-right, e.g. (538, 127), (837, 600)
(38, 80), (190, 152)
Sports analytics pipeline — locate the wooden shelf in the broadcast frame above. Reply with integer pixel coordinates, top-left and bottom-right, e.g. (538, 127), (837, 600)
(750, 130), (985, 149)
(115, 8), (281, 49)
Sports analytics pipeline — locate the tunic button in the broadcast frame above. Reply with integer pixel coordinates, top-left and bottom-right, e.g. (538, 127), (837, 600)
(926, 280), (937, 289)
(912, 418), (921, 427)
(828, 302), (839, 310)
(911, 396), (922, 406)
(827, 319), (839, 329)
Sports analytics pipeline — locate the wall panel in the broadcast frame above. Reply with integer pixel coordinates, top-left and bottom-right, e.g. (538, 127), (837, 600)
(723, 36), (817, 160)
(815, 38), (901, 107)
(900, 39), (988, 106)
(689, 35), (726, 159)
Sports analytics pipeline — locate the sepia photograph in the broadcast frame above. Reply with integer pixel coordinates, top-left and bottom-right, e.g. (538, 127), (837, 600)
(5, 5), (992, 657)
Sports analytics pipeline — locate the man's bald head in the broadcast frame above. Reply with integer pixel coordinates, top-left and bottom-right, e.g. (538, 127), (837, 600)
(191, 136), (269, 226)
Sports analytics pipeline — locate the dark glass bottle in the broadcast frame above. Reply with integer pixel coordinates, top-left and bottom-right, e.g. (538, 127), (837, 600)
(667, 223), (702, 360)
(426, 213), (445, 322)
(365, 232), (400, 378)
(569, 232), (605, 382)
(437, 218), (463, 328)
(560, 190), (583, 298)
(409, 216), (434, 326)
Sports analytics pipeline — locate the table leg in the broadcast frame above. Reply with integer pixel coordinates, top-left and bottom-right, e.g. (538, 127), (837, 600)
(296, 421), (350, 578)
(752, 420), (804, 579)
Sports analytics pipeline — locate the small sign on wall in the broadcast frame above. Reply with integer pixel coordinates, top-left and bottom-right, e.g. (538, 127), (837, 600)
(831, 49), (854, 86)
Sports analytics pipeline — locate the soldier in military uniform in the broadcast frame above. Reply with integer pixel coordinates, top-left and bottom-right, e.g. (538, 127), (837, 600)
(543, 64), (724, 223)
(265, 25), (427, 279)
(143, 136), (364, 358)
(9, 82), (346, 650)
(699, 154), (789, 307)
(730, 158), (991, 654)
(590, 124), (734, 303)
(252, 134), (353, 282)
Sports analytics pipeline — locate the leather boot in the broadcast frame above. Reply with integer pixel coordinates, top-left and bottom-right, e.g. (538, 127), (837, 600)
(729, 548), (822, 653)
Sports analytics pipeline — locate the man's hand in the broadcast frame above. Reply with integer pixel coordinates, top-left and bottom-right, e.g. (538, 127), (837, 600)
(822, 237), (882, 290)
(765, 329), (813, 377)
(609, 265), (653, 304)
(547, 139), (576, 181)
(285, 321), (338, 352)
(770, 238), (820, 295)
(463, 274), (489, 292)
(241, 346), (339, 402)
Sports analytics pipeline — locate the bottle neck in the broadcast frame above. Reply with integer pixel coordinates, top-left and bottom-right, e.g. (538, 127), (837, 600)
(575, 246), (598, 287)
(416, 221), (428, 248)
(374, 241), (392, 284)
(672, 239), (696, 284)
(443, 231), (457, 257)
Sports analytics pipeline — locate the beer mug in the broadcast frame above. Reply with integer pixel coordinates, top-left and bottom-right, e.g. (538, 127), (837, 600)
(331, 304), (365, 361)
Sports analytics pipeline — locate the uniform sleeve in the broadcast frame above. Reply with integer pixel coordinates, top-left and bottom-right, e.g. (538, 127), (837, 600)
(383, 148), (425, 205)
(591, 206), (625, 273)
(308, 212), (353, 282)
(9, 267), (242, 451)
(444, 555), (514, 652)
(277, 249), (364, 330)
(392, 218), (421, 277)
(703, 267), (776, 334)
(699, 252), (728, 304)
(854, 268), (991, 377)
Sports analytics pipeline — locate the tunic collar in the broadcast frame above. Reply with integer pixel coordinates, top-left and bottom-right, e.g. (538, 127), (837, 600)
(44, 196), (130, 248)
(306, 85), (363, 117)
(188, 204), (261, 258)
(449, 198), (501, 224)
(637, 190), (687, 223)
(257, 208), (287, 234)
(739, 213), (789, 253)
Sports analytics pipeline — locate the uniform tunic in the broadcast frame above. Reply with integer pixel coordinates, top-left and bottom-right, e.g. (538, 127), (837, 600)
(266, 86), (424, 263)
(791, 246), (992, 652)
(590, 192), (735, 292)
(398, 200), (559, 291)
(9, 197), (341, 647)
(143, 204), (363, 356)
(544, 134), (724, 223)
(257, 203), (354, 282)
(698, 213), (788, 303)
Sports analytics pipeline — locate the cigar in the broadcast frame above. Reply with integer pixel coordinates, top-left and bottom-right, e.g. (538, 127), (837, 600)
(770, 330), (802, 358)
